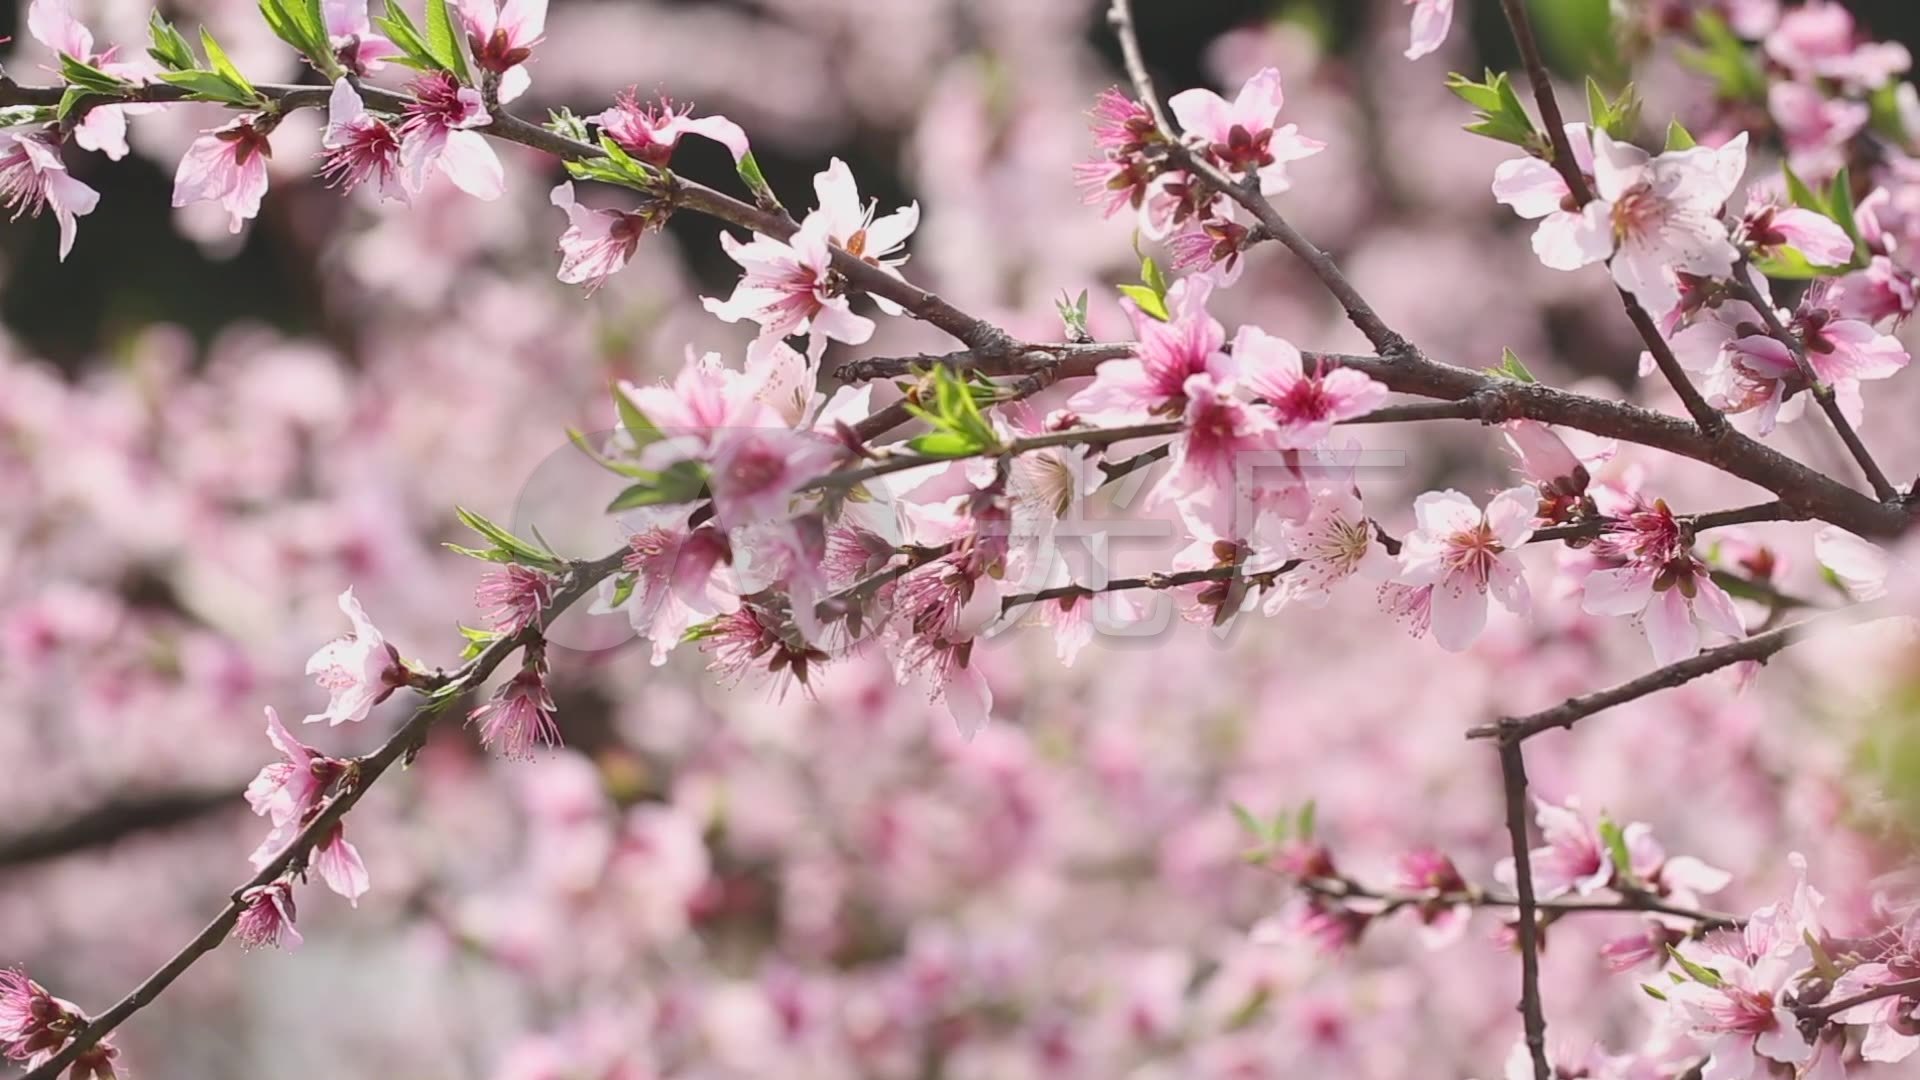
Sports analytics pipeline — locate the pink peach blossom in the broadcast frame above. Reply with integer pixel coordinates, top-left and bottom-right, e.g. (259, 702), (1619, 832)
(1395, 487), (1534, 651)
(397, 70), (503, 200)
(1167, 67), (1324, 195)
(319, 79), (406, 202)
(0, 126), (99, 260)
(304, 587), (405, 725)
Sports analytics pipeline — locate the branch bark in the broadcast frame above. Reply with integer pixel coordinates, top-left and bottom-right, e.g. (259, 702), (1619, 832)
(1499, 741), (1552, 1080)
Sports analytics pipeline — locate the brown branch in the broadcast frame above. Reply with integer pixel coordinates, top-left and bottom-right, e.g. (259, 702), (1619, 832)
(1797, 975), (1920, 1026)
(1466, 606), (1872, 742)
(1528, 499), (1802, 544)
(1490, 0), (1723, 435)
(810, 420), (1185, 491)
(903, 337), (1900, 535)
(0, 78), (1013, 358)
(998, 561), (1295, 613)
(1297, 874), (1738, 930)
(1499, 741), (1552, 1080)
(0, 787), (246, 869)
(17, 549), (629, 1080)
(1495, 0), (1591, 204)
(1727, 267), (1898, 501)
(1104, 0), (1408, 356)
(834, 343), (1135, 383)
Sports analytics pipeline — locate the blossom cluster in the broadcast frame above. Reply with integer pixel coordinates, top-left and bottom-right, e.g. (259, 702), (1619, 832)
(2, 0), (1920, 1079)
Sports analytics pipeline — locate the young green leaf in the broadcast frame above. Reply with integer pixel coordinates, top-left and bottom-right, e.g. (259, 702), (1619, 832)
(1597, 815), (1638, 888)
(198, 28), (257, 99)
(58, 55), (130, 93)
(906, 429), (987, 459)
(1664, 118), (1697, 151)
(735, 150), (777, 207)
(1295, 800), (1317, 841)
(1140, 255), (1169, 301)
(603, 460), (708, 513)
(375, 1), (441, 70)
(1584, 78), (1640, 140)
(1445, 70), (1541, 150)
(1826, 166), (1866, 262)
(1666, 945), (1725, 987)
(155, 69), (259, 106)
(1679, 13), (1767, 103)
(1485, 347), (1538, 383)
(147, 12), (198, 71)
(1117, 283), (1168, 321)
(424, 0), (472, 82)
(455, 507), (563, 568)
(1782, 163), (1824, 215)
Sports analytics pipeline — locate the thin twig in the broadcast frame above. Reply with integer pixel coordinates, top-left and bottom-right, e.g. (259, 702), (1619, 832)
(1104, 0), (1408, 355)
(1297, 874), (1739, 930)
(16, 549), (628, 1080)
(1490, 0), (1723, 435)
(0, 787), (246, 868)
(997, 561), (1295, 613)
(1467, 606), (1872, 742)
(1727, 266), (1898, 501)
(1797, 975), (1920, 1025)
(1499, 741), (1552, 1080)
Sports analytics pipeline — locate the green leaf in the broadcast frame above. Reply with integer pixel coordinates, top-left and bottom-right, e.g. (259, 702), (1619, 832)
(1868, 83), (1909, 144)
(735, 150), (776, 206)
(906, 429), (986, 459)
(1597, 815), (1637, 888)
(424, 0), (471, 82)
(612, 385), (661, 446)
(564, 426), (654, 479)
(1663, 118), (1696, 151)
(1640, 983), (1669, 1002)
(1531, 0), (1621, 82)
(1224, 986), (1274, 1032)
(1445, 70), (1542, 150)
(375, 1), (441, 70)
(444, 542), (515, 564)
(1679, 13), (1767, 102)
(1752, 247), (1844, 280)
(155, 69), (258, 106)
(1666, 946), (1724, 987)
(198, 28), (257, 99)
(604, 460), (707, 513)
(1140, 255), (1169, 301)
(55, 86), (91, 121)
(1584, 77), (1640, 140)
(147, 12), (197, 71)
(455, 507), (562, 568)
(1295, 800), (1317, 841)
(1826, 166), (1866, 262)
(1229, 802), (1263, 839)
(607, 573), (637, 610)
(1117, 283), (1168, 321)
(456, 623), (502, 660)
(1782, 163), (1824, 214)
(1056, 289), (1090, 340)
(1485, 347), (1537, 383)
(296, 0), (328, 47)
(58, 55), (129, 92)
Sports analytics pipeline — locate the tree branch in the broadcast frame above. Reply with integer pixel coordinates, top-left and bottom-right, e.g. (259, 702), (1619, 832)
(17, 548), (628, 1080)
(0, 787), (246, 869)
(1499, 741), (1552, 1080)
(1466, 606), (1873, 742)
(1296, 873), (1738, 930)
(1104, 0), (1408, 356)
(1490, 0), (1724, 436)
(1727, 266), (1898, 501)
